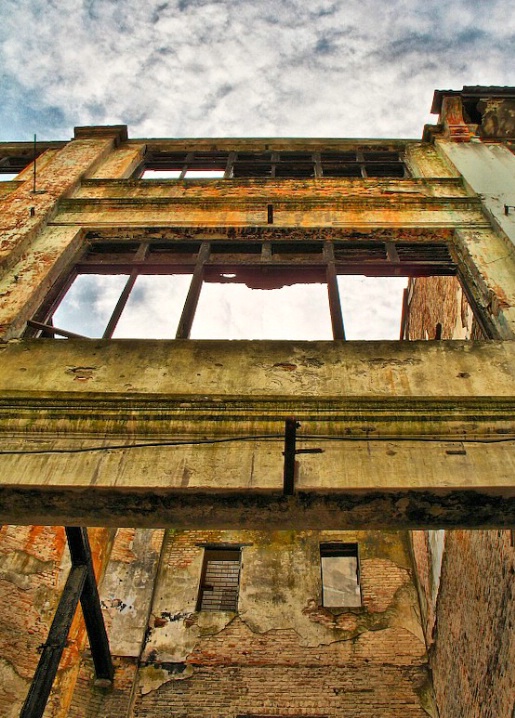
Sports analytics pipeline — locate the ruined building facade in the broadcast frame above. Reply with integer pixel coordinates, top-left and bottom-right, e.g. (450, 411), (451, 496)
(0, 86), (514, 717)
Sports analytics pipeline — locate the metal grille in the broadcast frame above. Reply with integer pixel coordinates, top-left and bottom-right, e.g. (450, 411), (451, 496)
(198, 549), (241, 611)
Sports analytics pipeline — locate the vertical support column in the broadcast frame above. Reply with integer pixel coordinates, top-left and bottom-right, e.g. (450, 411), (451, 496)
(65, 527), (114, 682)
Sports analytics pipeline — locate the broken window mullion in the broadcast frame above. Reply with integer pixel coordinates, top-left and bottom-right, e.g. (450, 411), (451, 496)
(385, 242), (400, 264)
(102, 270), (138, 338)
(224, 152), (236, 179)
(26, 319), (88, 340)
(314, 152), (323, 178)
(261, 242), (272, 261)
(355, 149), (367, 178)
(271, 152), (279, 179)
(176, 241), (210, 338)
(134, 242), (150, 262)
(326, 262), (346, 341)
(180, 153), (194, 179)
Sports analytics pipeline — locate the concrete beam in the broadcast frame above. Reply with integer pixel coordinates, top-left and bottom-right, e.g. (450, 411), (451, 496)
(1, 339), (515, 528)
(1, 486), (515, 530)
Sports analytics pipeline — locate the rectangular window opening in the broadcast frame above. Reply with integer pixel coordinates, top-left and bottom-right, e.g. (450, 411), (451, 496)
(198, 548), (241, 612)
(137, 147), (408, 180)
(320, 543), (361, 608)
(27, 238), (488, 342)
(191, 268), (332, 340)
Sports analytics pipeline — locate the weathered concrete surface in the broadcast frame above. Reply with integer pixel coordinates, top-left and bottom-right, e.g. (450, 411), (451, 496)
(0, 134), (123, 274)
(1, 340), (515, 527)
(0, 225), (83, 339)
(51, 195), (486, 229)
(99, 528), (164, 657)
(73, 177), (469, 199)
(1, 338), (515, 399)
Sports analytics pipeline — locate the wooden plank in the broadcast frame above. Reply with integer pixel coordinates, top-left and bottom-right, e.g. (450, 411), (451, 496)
(19, 565), (87, 718)
(66, 528), (114, 682)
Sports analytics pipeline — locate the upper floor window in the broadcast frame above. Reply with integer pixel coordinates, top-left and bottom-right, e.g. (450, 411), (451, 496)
(137, 146), (408, 180)
(25, 236), (474, 342)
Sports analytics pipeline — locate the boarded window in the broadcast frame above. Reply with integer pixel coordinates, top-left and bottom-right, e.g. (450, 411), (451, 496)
(198, 548), (241, 612)
(320, 543), (361, 608)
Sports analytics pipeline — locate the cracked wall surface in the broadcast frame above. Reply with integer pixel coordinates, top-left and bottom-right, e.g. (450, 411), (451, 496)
(121, 529), (434, 718)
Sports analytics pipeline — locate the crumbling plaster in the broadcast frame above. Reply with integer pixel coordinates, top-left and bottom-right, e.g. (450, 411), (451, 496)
(137, 529), (427, 698)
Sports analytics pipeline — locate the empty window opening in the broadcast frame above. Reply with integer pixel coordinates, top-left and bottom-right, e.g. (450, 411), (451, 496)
(138, 147), (408, 180)
(197, 548), (241, 612)
(27, 238), (487, 342)
(337, 275), (408, 340)
(320, 543), (361, 608)
(141, 169), (181, 180)
(52, 274), (129, 338)
(184, 170), (225, 179)
(112, 274), (193, 338)
(191, 275), (333, 340)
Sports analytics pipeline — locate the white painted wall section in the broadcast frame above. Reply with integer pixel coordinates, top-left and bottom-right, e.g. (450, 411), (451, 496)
(437, 140), (515, 247)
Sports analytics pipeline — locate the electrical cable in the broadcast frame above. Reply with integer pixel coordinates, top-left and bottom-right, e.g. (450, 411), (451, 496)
(0, 432), (514, 456)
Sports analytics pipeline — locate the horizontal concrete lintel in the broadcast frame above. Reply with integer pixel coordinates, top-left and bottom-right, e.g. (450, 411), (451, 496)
(58, 196), (480, 210)
(1, 339), (515, 399)
(1, 488), (514, 529)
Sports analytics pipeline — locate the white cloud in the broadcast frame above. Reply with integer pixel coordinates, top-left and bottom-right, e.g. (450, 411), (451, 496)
(1, 0), (514, 139)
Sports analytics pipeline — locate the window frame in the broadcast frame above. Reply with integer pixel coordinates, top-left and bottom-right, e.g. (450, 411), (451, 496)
(196, 545), (242, 612)
(136, 146), (408, 180)
(25, 236), (471, 341)
(320, 542), (362, 609)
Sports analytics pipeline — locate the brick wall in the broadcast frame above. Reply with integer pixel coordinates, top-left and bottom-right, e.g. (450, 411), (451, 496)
(129, 529), (434, 718)
(430, 530), (515, 718)
(0, 525), (114, 718)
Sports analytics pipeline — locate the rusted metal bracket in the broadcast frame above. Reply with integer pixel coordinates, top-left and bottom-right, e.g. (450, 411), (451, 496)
(282, 419), (323, 495)
(283, 418), (300, 495)
(20, 527), (113, 718)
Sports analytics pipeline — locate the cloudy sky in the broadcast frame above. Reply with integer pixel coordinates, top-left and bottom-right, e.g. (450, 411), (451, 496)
(1, 0), (514, 141)
(2, 1), (513, 340)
